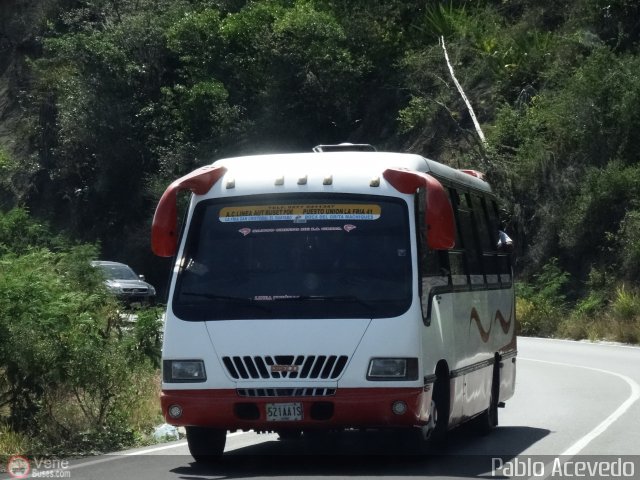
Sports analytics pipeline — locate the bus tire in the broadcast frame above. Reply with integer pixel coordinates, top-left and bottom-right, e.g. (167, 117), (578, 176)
(473, 362), (499, 435)
(414, 370), (449, 452)
(429, 372), (450, 444)
(186, 426), (227, 462)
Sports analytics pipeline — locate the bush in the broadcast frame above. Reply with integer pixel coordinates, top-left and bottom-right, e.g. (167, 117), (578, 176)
(0, 422), (32, 462)
(516, 294), (564, 337)
(0, 236), (163, 457)
(554, 283), (640, 343)
(516, 258), (569, 336)
(618, 209), (640, 280)
(610, 285), (640, 323)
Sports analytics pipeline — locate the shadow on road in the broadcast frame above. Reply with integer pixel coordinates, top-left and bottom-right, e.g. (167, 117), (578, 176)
(171, 424), (550, 478)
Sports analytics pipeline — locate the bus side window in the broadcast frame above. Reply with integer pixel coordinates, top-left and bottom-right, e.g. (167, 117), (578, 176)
(487, 199), (512, 285)
(471, 195), (492, 252)
(473, 195), (499, 285)
(457, 192), (484, 285)
(447, 188), (468, 286)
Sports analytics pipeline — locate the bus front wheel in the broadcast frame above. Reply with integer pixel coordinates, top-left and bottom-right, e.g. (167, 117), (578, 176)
(414, 374), (449, 452)
(186, 426), (227, 462)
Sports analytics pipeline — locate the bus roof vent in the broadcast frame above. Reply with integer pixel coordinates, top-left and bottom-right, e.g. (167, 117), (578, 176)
(313, 143), (376, 153)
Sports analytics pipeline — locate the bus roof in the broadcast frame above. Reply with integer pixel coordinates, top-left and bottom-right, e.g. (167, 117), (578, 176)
(211, 151), (491, 194)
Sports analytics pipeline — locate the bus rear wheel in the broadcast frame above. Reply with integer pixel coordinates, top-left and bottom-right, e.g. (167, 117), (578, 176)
(186, 426), (227, 462)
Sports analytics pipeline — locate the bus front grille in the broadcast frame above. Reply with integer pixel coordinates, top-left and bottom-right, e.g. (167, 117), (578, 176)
(237, 388), (336, 397)
(222, 355), (348, 380)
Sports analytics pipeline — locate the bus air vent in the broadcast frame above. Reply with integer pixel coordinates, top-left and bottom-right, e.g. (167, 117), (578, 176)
(312, 143), (376, 153)
(222, 355), (348, 380)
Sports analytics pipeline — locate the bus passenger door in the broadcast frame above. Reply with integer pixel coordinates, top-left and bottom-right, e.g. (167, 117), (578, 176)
(419, 249), (463, 427)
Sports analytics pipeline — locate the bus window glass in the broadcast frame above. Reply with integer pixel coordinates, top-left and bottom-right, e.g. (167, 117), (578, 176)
(449, 251), (467, 286)
(421, 249), (450, 312)
(173, 194), (412, 320)
(447, 189), (464, 249)
(457, 193), (483, 284)
(477, 197), (499, 284)
(486, 199), (500, 244)
(498, 254), (512, 284)
(472, 195), (492, 252)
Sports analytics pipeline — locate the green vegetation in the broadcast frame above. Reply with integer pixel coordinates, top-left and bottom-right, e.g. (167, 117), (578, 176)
(1, 0), (640, 456)
(519, 260), (640, 344)
(0, 209), (163, 461)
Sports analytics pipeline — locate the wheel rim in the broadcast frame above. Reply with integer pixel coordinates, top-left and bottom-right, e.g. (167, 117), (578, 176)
(422, 399), (438, 440)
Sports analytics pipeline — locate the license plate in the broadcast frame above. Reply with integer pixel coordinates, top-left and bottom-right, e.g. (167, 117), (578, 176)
(266, 402), (303, 421)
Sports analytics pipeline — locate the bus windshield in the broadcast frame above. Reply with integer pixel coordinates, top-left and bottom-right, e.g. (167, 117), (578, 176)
(172, 194), (412, 320)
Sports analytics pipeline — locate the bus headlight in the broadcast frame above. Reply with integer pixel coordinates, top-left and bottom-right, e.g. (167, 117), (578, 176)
(163, 360), (207, 383)
(367, 358), (418, 381)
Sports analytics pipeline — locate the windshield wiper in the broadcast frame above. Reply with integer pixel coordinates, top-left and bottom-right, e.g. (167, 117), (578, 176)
(273, 295), (375, 313)
(180, 292), (272, 313)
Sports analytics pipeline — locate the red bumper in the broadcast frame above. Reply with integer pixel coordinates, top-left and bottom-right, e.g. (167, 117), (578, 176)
(161, 387), (431, 430)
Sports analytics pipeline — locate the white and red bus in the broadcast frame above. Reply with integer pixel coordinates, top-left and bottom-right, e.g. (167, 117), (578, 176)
(151, 144), (516, 460)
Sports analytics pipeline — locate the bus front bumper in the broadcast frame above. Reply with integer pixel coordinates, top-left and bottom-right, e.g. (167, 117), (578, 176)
(161, 387), (432, 430)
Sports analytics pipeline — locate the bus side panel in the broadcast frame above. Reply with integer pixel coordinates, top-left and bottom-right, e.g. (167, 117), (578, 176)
(495, 289), (517, 405)
(500, 356), (517, 403)
(463, 367), (493, 420)
(435, 288), (515, 422)
(449, 376), (465, 427)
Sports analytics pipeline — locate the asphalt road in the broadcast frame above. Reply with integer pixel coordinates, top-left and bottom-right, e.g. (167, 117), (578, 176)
(5, 337), (640, 479)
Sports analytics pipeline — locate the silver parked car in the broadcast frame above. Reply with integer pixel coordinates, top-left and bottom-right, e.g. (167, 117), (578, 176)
(92, 261), (156, 304)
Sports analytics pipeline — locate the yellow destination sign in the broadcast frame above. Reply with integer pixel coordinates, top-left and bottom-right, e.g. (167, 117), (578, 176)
(219, 204), (381, 222)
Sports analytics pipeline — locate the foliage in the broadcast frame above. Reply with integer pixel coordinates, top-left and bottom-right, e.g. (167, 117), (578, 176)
(0, 210), (163, 457)
(610, 285), (640, 323)
(516, 258), (569, 337)
(0, 208), (62, 255)
(556, 285), (640, 344)
(617, 209), (640, 280)
(0, 422), (32, 461)
(560, 163), (640, 263)
(520, 264), (640, 344)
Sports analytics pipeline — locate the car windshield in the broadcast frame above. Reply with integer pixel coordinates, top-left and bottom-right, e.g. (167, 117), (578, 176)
(99, 264), (138, 280)
(173, 194), (412, 320)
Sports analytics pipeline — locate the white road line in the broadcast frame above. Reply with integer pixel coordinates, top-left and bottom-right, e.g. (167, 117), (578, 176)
(67, 430), (250, 471)
(520, 357), (640, 456)
(523, 336), (640, 350)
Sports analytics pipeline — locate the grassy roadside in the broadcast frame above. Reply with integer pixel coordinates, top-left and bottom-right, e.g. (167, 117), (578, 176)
(0, 368), (163, 463)
(516, 260), (640, 344)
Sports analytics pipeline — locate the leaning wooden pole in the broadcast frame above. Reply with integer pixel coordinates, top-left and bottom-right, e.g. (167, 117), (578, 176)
(440, 36), (486, 148)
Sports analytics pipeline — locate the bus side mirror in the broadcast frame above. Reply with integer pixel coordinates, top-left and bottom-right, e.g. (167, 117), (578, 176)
(383, 168), (455, 250)
(151, 165), (227, 257)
